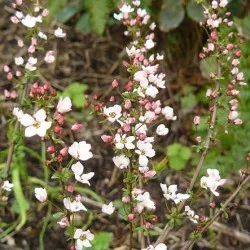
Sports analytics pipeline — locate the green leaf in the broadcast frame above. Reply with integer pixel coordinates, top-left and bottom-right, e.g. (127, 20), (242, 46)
(75, 13), (92, 33)
(167, 143), (191, 171)
(52, 212), (65, 219)
(186, 0), (204, 22)
(85, 0), (110, 35)
(56, 1), (81, 23)
(61, 82), (88, 108)
(153, 157), (168, 172)
(200, 57), (217, 79)
(86, 232), (113, 250)
(46, 0), (67, 16)
(159, 0), (185, 32)
(12, 165), (29, 230)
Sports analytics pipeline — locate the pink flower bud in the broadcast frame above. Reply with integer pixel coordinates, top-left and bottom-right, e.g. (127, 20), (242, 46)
(54, 126), (63, 135)
(4, 65), (10, 72)
(7, 72), (13, 80)
(2, 196), (8, 202)
(16, 0), (22, 5)
(16, 71), (22, 77)
(124, 99), (132, 109)
(125, 81), (133, 91)
(71, 124), (83, 132)
(67, 184), (74, 193)
(42, 9), (49, 17)
(101, 135), (113, 143)
(10, 90), (18, 99)
(144, 170), (156, 178)
(47, 146), (56, 154)
(123, 123), (131, 132)
(55, 113), (65, 125)
(60, 147), (68, 157)
(226, 44), (234, 50)
(128, 213), (134, 221)
(196, 136), (202, 143)
(10, 16), (19, 24)
(112, 79), (119, 88)
(109, 96), (115, 102)
(193, 116), (200, 126)
(145, 222), (152, 229)
(4, 90), (10, 98)
(122, 196), (130, 203)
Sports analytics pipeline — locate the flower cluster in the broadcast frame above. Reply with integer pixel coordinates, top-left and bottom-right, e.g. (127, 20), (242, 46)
(200, 0), (246, 127)
(5, 1), (95, 249)
(99, 0), (177, 246)
(200, 168), (226, 196)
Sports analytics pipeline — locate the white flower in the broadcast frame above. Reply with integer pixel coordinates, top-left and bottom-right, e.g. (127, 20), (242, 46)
(135, 141), (155, 167)
(18, 109), (52, 137)
(103, 105), (122, 123)
(74, 229), (94, 250)
(156, 54), (164, 60)
(54, 27), (66, 38)
(71, 162), (94, 185)
(15, 57), (24, 66)
(145, 39), (155, 50)
(102, 202), (115, 215)
(113, 155), (130, 169)
(38, 32), (47, 40)
(219, 0), (228, 8)
(185, 206), (199, 224)
(142, 243), (168, 250)
(160, 184), (190, 204)
(21, 14), (37, 28)
(137, 8), (147, 17)
(34, 187), (47, 202)
(2, 181), (14, 191)
(212, 1), (218, 9)
(126, 46), (138, 57)
(133, 0), (141, 6)
(160, 184), (177, 200)
(119, 4), (134, 14)
(25, 57), (38, 71)
(200, 169), (226, 196)
(56, 97), (72, 113)
(162, 106), (177, 120)
(63, 197), (87, 212)
(146, 85), (159, 98)
(68, 141), (93, 161)
(44, 50), (55, 64)
(115, 134), (135, 150)
(15, 11), (24, 19)
(114, 13), (123, 21)
(156, 124), (169, 136)
(135, 192), (155, 213)
(13, 108), (24, 120)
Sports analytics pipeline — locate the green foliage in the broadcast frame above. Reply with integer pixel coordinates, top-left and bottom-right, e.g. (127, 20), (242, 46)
(186, 0), (204, 22)
(61, 82), (88, 108)
(86, 232), (113, 250)
(167, 143), (192, 170)
(235, 14), (250, 40)
(85, 0), (111, 36)
(159, 0), (184, 32)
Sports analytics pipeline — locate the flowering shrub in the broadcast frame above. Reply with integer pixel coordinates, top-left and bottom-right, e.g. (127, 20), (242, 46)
(0, 0), (249, 250)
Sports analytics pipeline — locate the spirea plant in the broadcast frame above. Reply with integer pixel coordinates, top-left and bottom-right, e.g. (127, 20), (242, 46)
(0, 0), (249, 250)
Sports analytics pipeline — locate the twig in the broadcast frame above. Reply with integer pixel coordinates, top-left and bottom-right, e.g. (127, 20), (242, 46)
(181, 175), (250, 250)
(155, 63), (221, 246)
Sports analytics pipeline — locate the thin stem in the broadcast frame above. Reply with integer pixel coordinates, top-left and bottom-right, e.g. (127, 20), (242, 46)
(181, 175), (250, 250)
(39, 202), (52, 250)
(155, 63), (221, 246)
(5, 84), (28, 174)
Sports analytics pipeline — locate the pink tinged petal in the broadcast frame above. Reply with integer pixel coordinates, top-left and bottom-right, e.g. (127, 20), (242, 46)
(69, 142), (79, 159)
(20, 114), (35, 126)
(79, 172), (95, 185)
(74, 229), (83, 239)
(82, 239), (92, 247)
(36, 127), (48, 137)
(41, 121), (52, 130)
(139, 155), (148, 167)
(146, 149), (155, 158)
(79, 152), (93, 161)
(72, 162), (84, 176)
(25, 126), (37, 137)
(126, 143), (135, 149)
(34, 109), (46, 122)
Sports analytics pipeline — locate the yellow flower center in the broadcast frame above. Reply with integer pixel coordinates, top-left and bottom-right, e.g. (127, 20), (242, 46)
(80, 234), (86, 241)
(33, 121), (41, 128)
